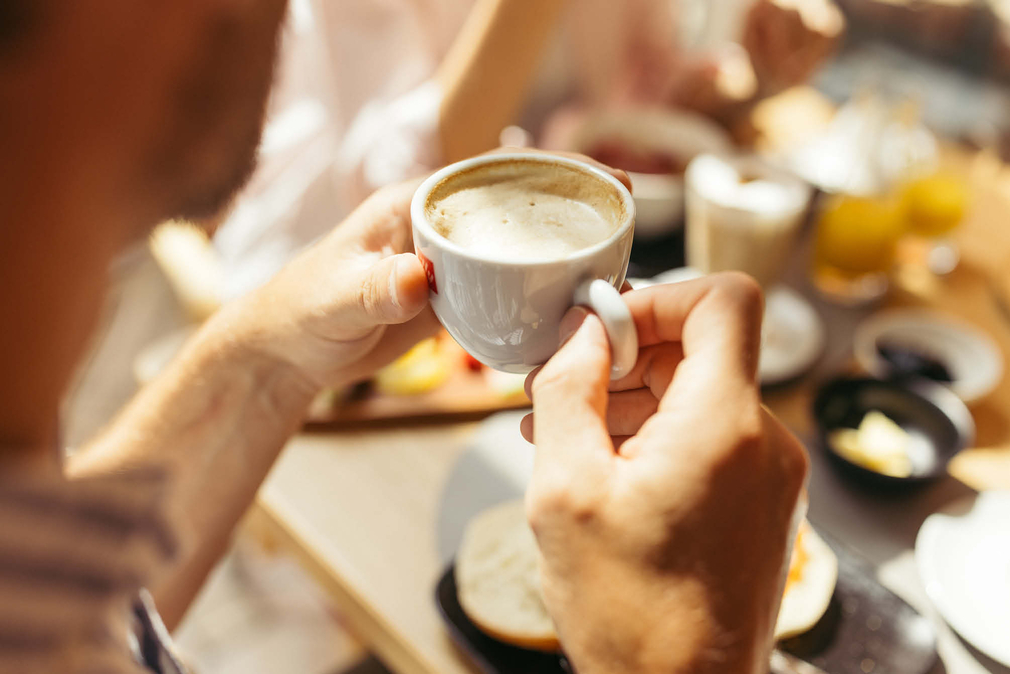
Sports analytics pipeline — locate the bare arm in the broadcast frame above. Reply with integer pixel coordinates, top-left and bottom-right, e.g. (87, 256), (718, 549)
(68, 181), (440, 630)
(68, 306), (315, 630)
(437, 0), (566, 163)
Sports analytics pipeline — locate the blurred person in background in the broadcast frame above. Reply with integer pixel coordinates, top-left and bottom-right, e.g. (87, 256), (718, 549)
(217, 0), (843, 300)
(0, 1), (806, 673)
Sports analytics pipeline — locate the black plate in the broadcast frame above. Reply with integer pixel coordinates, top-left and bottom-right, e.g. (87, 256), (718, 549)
(435, 533), (937, 674)
(813, 377), (975, 488)
(435, 563), (571, 674)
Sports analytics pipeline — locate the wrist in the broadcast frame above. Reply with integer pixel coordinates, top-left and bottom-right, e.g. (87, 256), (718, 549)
(563, 574), (768, 674)
(196, 298), (322, 411)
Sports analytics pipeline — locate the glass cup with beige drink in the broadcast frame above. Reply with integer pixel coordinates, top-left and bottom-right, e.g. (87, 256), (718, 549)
(410, 153), (638, 378)
(685, 154), (820, 383)
(685, 153), (811, 286)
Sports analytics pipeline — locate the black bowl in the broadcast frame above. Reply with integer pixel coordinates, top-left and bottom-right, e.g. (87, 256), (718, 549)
(812, 377), (975, 488)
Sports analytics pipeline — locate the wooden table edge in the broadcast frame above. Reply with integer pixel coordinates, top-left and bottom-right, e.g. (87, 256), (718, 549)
(249, 496), (445, 674)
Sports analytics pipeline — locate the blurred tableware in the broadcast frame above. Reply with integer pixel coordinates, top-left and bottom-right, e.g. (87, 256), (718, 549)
(900, 172), (970, 275)
(811, 192), (905, 305)
(761, 287), (826, 384)
(915, 491), (1010, 668)
(777, 528), (938, 674)
(812, 377), (974, 488)
(542, 107), (732, 239)
(685, 153), (811, 287)
(785, 94), (938, 196)
(435, 565), (573, 674)
(875, 341), (953, 383)
(853, 309), (1004, 404)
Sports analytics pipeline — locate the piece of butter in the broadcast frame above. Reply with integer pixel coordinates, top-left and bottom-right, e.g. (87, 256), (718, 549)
(829, 411), (913, 477)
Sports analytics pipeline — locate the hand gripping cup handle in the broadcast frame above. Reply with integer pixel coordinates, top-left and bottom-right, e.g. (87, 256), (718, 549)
(573, 279), (638, 380)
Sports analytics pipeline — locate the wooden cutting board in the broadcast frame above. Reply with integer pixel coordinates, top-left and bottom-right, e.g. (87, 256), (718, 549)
(305, 367), (531, 427)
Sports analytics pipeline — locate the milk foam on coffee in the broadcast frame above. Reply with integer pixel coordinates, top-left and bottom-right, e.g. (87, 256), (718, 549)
(425, 160), (623, 261)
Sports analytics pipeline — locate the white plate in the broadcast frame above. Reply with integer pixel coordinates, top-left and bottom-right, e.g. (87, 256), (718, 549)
(854, 309), (1004, 404)
(760, 287), (826, 385)
(915, 491), (1010, 667)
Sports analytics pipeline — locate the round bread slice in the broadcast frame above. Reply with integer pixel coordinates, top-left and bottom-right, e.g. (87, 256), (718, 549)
(775, 520), (839, 640)
(456, 500), (560, 651)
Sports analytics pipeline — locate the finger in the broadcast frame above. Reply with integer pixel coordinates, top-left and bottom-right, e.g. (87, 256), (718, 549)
(343, 253), (431, 330)
(520, 413), (533, 443)
(605, 389), (658, 437)
(612, 435), (634, 454)
(622, 273), (764, 396)
(530, 308), (614, 472)
(339, 179), (425, 254)
(523, 365), (542, 402)
(331, 306), (441, 384)
(608, 342), (684, 395)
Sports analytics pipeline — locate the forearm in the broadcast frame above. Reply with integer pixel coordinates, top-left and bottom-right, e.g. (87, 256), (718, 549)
(68, 297), (317, 630)
(437, 0), (566, 162)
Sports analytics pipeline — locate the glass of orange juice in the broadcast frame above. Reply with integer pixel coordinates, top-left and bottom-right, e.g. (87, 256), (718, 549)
(811, 192), (907, 305)
(900, 172), (969, 274)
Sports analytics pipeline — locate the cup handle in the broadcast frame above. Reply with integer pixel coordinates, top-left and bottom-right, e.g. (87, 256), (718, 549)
(573, 279), (638, 380)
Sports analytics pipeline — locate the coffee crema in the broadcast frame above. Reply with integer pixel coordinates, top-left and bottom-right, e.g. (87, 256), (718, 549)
(425, 160), (625, 262)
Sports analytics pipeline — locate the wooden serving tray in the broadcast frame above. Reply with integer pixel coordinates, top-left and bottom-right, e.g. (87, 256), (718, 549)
(305, 364), (530, 427)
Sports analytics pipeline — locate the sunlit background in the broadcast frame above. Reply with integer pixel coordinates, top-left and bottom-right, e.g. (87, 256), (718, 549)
(63, 1), (1010, 672)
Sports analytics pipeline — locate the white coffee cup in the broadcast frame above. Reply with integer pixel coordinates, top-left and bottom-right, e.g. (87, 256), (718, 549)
(410, 153), (638, 378)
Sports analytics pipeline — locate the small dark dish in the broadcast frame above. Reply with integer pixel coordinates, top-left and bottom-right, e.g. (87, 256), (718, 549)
(435, 564), (571, 674)
(876, 340), (954, 383)
(813, 377), (975, 488)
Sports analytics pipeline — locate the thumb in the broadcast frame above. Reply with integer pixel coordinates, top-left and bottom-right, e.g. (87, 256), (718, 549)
(530, 307), (614, 468)
(346, 253), (430, 330)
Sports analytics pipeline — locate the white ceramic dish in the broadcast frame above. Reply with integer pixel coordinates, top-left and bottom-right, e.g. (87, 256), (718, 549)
(854, 309), (1004, 404)
(760, 287), (826, 385)
(543, 107), (732, 239)
(915, 491), (1010, 667)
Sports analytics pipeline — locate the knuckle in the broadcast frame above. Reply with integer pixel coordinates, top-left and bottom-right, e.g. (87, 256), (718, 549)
(732, 403), (766, 454)
(713, 271), (765, 315)
(530, 363), (573, 401)
(357, 273), (383, 318)
(527, 469), (602, 528)
(780, 428), (810, 486)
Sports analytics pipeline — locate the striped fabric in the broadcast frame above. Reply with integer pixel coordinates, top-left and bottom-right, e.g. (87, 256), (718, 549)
(0, 466), (187, 674)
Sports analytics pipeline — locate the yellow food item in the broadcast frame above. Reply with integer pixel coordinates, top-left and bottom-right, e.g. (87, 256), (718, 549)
(829, 410), (913, 477)
(815, 194), (907, 276)
(902, 172), (969, 238)
(149, 221), (223, 320)
(374, 338), (451, 395)
(776, 520), (838, 640)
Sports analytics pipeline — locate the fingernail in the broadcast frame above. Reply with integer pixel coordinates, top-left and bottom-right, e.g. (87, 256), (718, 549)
(559, 306), (591, 346)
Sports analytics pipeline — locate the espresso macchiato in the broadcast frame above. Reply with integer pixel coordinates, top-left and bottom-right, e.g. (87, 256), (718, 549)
(425, 160), (625, 261)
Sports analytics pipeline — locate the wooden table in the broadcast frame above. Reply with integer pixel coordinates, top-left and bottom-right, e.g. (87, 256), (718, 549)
(254, 134), (1010, 674)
